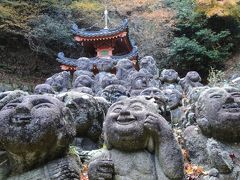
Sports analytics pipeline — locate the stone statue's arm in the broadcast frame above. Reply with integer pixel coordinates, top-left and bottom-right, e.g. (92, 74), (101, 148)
(144, 114), (184, 180)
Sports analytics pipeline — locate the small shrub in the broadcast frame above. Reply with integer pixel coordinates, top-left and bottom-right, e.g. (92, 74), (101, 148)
(207, 67), (226, 86)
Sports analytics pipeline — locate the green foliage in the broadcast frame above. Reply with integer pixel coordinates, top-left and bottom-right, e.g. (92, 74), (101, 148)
(168, 0), (240, 77)
(0, 0), (103, 55)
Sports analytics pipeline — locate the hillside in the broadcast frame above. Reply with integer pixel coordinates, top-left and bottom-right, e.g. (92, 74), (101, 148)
(0, 0), (176, 90)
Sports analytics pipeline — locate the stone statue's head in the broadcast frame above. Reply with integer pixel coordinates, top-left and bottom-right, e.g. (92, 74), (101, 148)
(163, 88), (182, 110)
(130, 72), (149, 89)
(186, 71), (201, 82)
(160, 69), (179, 83)
(0, 95), (75, 159)
(116, 59), (133, 70)
(101, 84), (128, 103)
(101, 74), (119, 89)
(196, 87), (240, 142)
(0, 90), (28, 110)
(45, 71), (70, 92)
(34, 84), (55, 95)
(77, 57), (91, 70)
(73, 75), (94, 88)
(139, 56), (155, 68)
(140, 87), (167, 116)
(104, 97), (159, 151)
(58, 92), (103, 142)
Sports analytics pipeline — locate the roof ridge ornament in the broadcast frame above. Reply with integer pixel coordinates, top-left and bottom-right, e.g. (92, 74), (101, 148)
(104, 7), (109, 30)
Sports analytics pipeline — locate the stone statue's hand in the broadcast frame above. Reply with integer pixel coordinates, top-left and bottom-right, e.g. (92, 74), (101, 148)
(88, 159), (114, 180)
(144, 113), (162, 134)
(144, 113), (171, 136)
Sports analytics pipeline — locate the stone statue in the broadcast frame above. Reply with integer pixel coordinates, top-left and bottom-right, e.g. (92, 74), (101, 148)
(184, 87), (240, 179)
(34, 83), (55, 95)
(115, 59), (137, 81)
(140, 87), (168, 118)
(100, 73), (121, 89)
(57, 91), (105, 150)
(0, 90), (28, 110)
(139, 56), (158, 77)
(73, 70), (94, 82)
(94, 58), (115, 72)
(160, 69), (182, 92)
(76, 57), (92, 71)
(179, 71), (203, 94)
(129, 71), (151, 96)
(88, 97), (184, 180)
(45, 71), (70, 92)
(0, 95), (79, 179)
(73, 75), (94, 89)
(100, 84), (129, 103)
(163, 88), (185, 126)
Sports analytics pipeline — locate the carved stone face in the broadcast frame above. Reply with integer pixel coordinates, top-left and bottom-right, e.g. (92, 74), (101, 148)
(140, 87), (164, 97)
(101, 85), (128, 103)
(196, 87), (240, 142)
(34, 84), (55, 95)
(95, 59), (114, 72)
(104, 97), (158, 151)
(45, 72), (70, 92)
(160, 69), (179, 83)
(140, 56), (155, 68)
(101, 74), (119, 89)
(73, 75), (94, 88)
(163, 89), (182, 110)
(131, 72), (149, 89)
(140, 87), (167, 115)
(186, 71), (201, 82)
(116, 59), (135, 80)
(0, 95), (75, 154)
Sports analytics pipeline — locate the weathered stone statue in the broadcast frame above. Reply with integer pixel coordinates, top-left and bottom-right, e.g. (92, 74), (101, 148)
(160, 69), (182, 92)
(0, 90), (28, 110)
(88, 97), (184, 180)
(94, 58), (115, 72)
(139, 56), (158, 77)
(34, 83), (55, 95)
(163, 88), (185, 126)
(0, 95), (79, 179)
(140, 87), (168, 118)
(115, 59), (137, 81)
(100, 84), (129, 103)
(179, 71), (203, 94)
(100, 74), (121, 89)
(73, 75), (94, 89)
(129, 71), (151, 96)
(184, 87), (240, 179)
(57, 91), (105, 150)
(73, 70), (94, 82)
(45, 71), (70, 92)
(76, 57), (92, 71)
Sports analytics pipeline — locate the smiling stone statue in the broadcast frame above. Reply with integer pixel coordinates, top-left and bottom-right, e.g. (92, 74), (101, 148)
(184, 87), (240, 179)
(88, 97), (184, 180)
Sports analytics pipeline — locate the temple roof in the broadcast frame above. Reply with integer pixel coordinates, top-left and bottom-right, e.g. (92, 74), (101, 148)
(71, 19), (128, 39)
(56, 45), (138, 68)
